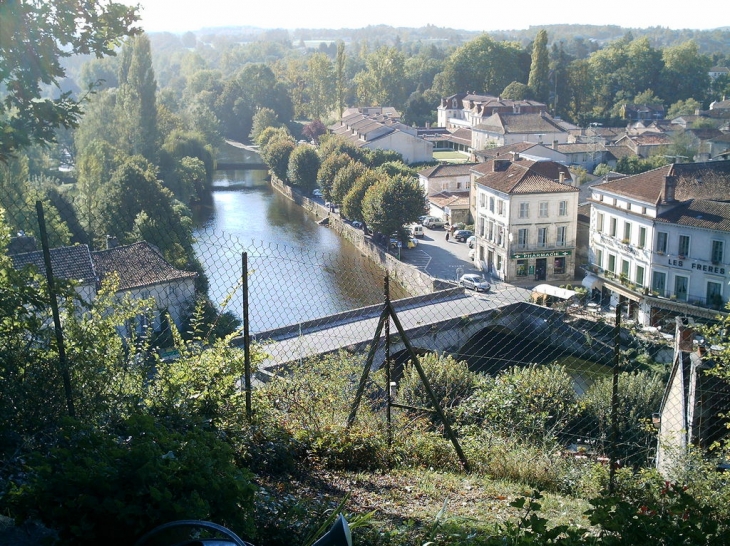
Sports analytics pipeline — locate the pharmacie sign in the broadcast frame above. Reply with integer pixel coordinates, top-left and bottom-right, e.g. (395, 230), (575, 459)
(511, 250), (572, 259)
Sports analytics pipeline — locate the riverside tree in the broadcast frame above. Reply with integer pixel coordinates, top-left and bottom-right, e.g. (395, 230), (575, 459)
(362, 174), (428, 238)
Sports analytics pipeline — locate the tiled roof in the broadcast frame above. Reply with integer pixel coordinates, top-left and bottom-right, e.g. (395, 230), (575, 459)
(656, 199), (730, 232)
(604, 145), (636, 160)
(472, 159), (577, 195)
(92, 242), (196, 291)
(474, 141), (537, 161)
(428, 191), (471, 208)
(474, 112), (566, 135)
(11, 245), (96, 284)
(594, 160), (730, 204)
(555, 142), (605, 154)
(419, 163), (477, 178)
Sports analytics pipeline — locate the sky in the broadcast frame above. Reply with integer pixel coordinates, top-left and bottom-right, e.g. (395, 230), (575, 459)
(125, 0), (727, 34)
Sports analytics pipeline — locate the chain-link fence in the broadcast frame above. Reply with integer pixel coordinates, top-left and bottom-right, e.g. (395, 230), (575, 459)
(3, 178), (730, 489)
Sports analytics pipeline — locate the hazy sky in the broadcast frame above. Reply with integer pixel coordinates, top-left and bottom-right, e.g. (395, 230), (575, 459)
(126, 0), (726, 34)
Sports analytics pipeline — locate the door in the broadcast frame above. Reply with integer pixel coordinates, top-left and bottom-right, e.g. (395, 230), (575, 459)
(535, 258), (547, 281)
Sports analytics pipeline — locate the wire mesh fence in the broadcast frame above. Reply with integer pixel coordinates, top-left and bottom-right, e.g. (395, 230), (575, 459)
(2, 176), (730, 489)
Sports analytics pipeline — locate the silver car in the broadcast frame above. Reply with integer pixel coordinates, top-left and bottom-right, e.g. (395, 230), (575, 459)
(459, 274), (490, 292)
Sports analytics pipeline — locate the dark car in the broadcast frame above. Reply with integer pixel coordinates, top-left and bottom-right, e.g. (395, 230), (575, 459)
(454, 229), (473, 242)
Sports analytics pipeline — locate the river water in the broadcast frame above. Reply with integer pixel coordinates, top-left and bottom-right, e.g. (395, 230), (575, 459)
(192, 168), (403, 333)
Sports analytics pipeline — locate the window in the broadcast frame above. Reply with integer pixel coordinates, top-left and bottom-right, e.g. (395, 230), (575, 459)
(656, 232), (668, 254)
(621, 259), (630, 277)
(537, 227), (547, 247)
(623, 222), (631, 243)
(652, 271), (666, 295)
(488, 221), (494, 241)
(497, 200), (504, 215)
(707, 281), (723, 307)
(678, 235), (690, 257)
(608, 254), (616, 273)
(479, 193), (486, 208)
(596, 212), (604, 232)
(489, 196), (494, 212)
(596, 249), (603, 269)
(554, 257), (566, 274)
(478, 216), (485, 237)
(559, 200), (568, 216)
(556, 226), (566, 246)
(518, 228), (528, 248)
(497, 254), (503, 271)
(609, 217), (617, 237)
(539, 202), (549, 217)
(639, 226), (647, 248)
(642, 206), (647, 214)
(674, 276), (689, 301)
(519, 202), (529, 218)
(516, 259), (528, 277)
(712, 240), (724, 263)
(636, 265), (645, 287)
(456, 181), (462, 189)
(497, 227), (504, 246)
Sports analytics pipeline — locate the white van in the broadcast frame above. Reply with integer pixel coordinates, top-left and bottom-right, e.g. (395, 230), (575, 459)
(409, 224), (424, 238)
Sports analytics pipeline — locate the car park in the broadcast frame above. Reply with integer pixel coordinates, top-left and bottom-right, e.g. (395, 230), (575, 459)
(459, 274), (490, 292)
(467, 235), (476, 248)
(454, 229), (473, 242)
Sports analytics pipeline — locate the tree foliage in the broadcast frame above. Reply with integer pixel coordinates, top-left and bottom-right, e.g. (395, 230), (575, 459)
(362, 174), (428, 237)
(287, 145), (320, 191)
(528, 29), (550, 103)
(0, 0), (140, 162)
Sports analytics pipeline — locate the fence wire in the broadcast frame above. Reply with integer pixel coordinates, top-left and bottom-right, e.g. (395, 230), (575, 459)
(2, 177), (730, 484)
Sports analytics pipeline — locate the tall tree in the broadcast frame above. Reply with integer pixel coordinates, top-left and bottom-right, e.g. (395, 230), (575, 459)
(354, 46), (407, 107)
(335, 41), (347, 119)
(528, 30), (550, 104)
(116, 34), (159, 162)
(362, 175), (428, 238)
(661, 41), (712, 106)
(307, 53), (335, 120)
(287, 145), (320, 191)
(0, 0), (139, 163)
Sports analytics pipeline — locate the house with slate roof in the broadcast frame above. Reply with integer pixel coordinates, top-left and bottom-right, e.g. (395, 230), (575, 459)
(469, 156), (578, 283)
(471, 112), (569, 150)
(584, 160), (730, 326)
(328, 109), (433, 164)
(437, 93), (547, 130)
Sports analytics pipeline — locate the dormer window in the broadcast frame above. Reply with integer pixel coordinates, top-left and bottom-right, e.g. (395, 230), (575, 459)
(452, 99), (458, 108)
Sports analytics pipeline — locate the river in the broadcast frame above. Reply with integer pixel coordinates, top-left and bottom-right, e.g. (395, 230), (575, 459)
(192, 168), (405, 333)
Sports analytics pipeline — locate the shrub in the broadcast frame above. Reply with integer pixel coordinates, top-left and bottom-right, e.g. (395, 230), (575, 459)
(397, 353), (479, 423)
(4, 415), (257, 546)
(458, 364), (577, 445)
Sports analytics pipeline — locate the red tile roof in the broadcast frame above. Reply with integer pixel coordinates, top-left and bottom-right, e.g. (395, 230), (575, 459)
(472, 159), (577, 195)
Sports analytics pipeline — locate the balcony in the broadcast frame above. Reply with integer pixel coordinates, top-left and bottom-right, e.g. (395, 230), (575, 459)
(511, 240), (576, 252)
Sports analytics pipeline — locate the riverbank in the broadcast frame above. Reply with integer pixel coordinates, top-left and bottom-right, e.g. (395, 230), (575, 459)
(270, 177), (454, 297)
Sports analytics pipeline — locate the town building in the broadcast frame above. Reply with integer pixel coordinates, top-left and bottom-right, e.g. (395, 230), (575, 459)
(584, 160), (730, 326)
(418, 163), (475, 224)
(470, 156), (578, 283)
(328, 109), (433, 164)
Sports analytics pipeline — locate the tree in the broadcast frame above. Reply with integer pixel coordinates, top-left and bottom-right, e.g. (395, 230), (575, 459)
(249, 107), (281, 143)
(362, 175), (428, 238)
(287, 145), (320, 191)
(354, 46), (407, 108)
(331, 160), (366, 204)
(0, 0), (139, 162)
(661, 41), (712, 106)
(306, 53), (335, 120)
(261, 136), (295, 183)
(335, 41), (347, 120)
(667, 98), (703, 118)
(341, 170), (382, 222)
(115, 34), (159, 162)
(501, 81), (531, 100)
(528, 29), (550, 104)
(317, 152), (352, 202)
(301, 120), (327, 143)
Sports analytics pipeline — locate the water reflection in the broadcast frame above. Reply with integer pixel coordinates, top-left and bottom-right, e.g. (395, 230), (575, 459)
(193, 178), (406, 332)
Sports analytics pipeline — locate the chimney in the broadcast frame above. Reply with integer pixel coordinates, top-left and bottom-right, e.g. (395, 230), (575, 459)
(552, 140), (558, 150)
(559, 171), (565, 184)
(106, 235), (119, 249)
(676, 316), (695, 352)
(664, 175), (677, 203)
(510, 151), (521, 161)
(493, 159), (510, 172)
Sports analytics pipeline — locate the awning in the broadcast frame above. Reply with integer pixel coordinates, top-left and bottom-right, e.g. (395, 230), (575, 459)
(582, 274), (603, 291)
(532, 284), (576, 300)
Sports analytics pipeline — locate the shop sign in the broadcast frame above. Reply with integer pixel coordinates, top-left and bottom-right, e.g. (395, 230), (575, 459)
(511, 250), (572, 259)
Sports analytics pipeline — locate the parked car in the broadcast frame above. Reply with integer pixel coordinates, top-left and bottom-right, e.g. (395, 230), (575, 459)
(312, 189), (323, 198)
(467, 235), (476, 248)
(454, 229), (473, 242)
(423, 217), (444, 229)
(459, 274), (490, 292)
(409, 224), (424, 238)
(406, 237), (418, 249)
(351, 220), (363, 229)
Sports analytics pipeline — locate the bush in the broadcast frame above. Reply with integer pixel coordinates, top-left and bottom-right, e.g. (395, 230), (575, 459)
(458, 364), (577, 445)
(4, 415), (257, 546)
(398, 353), (479, 423)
